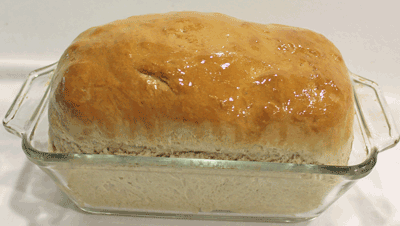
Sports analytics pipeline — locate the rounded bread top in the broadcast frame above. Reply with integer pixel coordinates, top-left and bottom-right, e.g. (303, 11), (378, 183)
(51, 11), (354, 146)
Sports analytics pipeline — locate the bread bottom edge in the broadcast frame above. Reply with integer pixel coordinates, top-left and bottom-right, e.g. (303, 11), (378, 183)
(49, 134), (339, 165)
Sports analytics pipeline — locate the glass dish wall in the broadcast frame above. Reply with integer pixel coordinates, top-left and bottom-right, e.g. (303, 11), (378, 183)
(3, 64), (399, 223)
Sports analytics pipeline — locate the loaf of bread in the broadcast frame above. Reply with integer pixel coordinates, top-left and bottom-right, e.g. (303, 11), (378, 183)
(48, 11), (354, 166)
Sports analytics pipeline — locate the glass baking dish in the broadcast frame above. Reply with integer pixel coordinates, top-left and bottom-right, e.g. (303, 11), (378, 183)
(3, 63), (399, 223)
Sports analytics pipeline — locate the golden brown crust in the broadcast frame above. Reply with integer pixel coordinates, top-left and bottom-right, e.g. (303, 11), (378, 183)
(49, 11), (354, 165)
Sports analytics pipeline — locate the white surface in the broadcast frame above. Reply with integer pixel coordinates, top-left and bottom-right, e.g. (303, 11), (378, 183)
(1, 1), (399, 225)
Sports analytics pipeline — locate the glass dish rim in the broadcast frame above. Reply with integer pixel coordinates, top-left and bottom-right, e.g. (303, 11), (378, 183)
(22, 132), (378, 179)
(6, 62), (393, 180)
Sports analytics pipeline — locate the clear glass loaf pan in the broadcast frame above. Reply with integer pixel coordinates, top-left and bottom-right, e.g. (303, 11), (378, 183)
(3, 63), (399, 223)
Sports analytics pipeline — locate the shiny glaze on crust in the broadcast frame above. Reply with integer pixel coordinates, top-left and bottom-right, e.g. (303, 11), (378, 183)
(52, 12), (354, 145)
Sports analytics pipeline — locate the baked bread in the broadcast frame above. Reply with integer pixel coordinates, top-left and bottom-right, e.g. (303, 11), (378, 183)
(48, 11), (354, 165)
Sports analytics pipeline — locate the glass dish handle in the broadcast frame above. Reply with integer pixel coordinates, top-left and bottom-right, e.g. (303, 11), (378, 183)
(351, 72), (400, 152)
(3, 62), (58, 138)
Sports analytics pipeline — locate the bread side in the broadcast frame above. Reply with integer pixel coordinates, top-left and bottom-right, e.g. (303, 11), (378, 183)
(48, 11), (354, 165)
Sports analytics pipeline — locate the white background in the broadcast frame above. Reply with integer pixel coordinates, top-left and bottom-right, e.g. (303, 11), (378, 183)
(1, 0), (399, 225)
